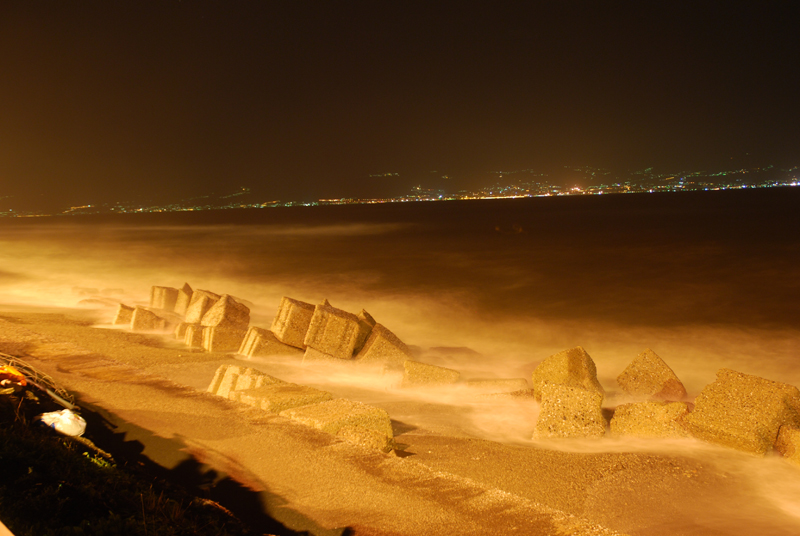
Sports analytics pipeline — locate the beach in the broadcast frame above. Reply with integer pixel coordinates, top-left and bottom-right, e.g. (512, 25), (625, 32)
(2, 302), (800, 536)
(1, 190), (799, 534)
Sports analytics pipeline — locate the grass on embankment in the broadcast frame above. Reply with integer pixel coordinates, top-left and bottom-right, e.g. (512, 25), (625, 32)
(0, 394), (260, 536)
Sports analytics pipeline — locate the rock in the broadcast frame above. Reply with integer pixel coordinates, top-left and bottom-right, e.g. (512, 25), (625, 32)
(174, 283), (193, 316)
(534, 382), (607, 439)
(270, 297), (315, 349)
(530, 346), (605, 402)
(303, 300), (363, 359)
(184, 290), (221, 324)
(354, 309), (376, 354)
(681, 368), (800, 455)
(112, 303), (134, 325)
(402, 360), (460, 387)
(280, 398), (394, 452)
(130, 306), (166, 331)
(149, 286), (179, 311)
(202, 326), (247, 352)
(201, 294), (250, 330)
(775, 426), (800, 466)
(354, 323), (413, 368)
(610, 401), (691, 439)
(183, 324), (204, 348)
(234, 383), (334, 413)
(464, 378), (529, 394)
(616, 348), (687, 401)
(238, 326), (303, 358)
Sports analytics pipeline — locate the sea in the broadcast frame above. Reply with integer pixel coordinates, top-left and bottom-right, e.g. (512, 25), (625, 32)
(1, 187), (797, 388)
(2, 187), (800, 530)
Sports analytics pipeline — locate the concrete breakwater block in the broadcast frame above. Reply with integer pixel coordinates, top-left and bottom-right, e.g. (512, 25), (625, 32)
(150, 286), (179, 311)
(531, 346), (604, 402)
(183, 324), (204, 348)
(402, 360), (460, 387)
(173, 321), (193, 340)
(354, 309), (377, 355)
(184, 290), (221, 324)
(281, 398), (394, 452)
(355, 323), (413, 368)
(207, 364), (286, 398)
(202, 326), (247, 352)
(776, 426), (800, 466)
(302, 346), (348, 365)
(616, 348), (687, 401)
(464, 378), (529, 394)
(113, 303), (134, 325)
(174, 282), (193, 316)
(610, 401), (691, 439)
(201, 294), (250, 331)
(681, 368), (800, 455)
(303, 300), (363, 360)
(271, 297), (315, 349)
(534, 382), (606, 439)
(238, 326), (303, 358)
(131, 306), (167, 331)
(235, 383), (334, 413)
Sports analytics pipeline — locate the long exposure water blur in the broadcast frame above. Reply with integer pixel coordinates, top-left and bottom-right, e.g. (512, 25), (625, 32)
(2, 187), (799, 533)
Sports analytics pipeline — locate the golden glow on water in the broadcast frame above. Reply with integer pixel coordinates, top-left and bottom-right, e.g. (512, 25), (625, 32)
(0, 192), (798, 532)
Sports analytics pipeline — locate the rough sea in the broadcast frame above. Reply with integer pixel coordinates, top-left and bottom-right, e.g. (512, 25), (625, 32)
(2, 188), (798, 388)
(2, 187), (800, 531)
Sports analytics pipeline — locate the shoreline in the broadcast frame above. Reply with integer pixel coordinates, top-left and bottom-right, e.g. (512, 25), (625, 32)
(2, 304), (800, 535)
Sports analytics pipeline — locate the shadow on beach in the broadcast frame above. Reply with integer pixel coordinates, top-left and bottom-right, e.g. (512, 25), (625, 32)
(75, 397), (350, 536)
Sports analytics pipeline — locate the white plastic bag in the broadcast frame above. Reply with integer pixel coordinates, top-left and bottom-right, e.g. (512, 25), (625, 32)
(37, 409), (87, 437)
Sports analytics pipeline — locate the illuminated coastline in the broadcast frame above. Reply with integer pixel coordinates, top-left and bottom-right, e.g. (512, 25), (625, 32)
(1, 164), (797, 218)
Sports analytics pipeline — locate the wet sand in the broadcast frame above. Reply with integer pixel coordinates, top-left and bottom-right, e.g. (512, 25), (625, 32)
(2, 305), (800, 536)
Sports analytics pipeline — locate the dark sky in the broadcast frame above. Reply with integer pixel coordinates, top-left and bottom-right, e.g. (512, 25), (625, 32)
(1, 1), (798, 209)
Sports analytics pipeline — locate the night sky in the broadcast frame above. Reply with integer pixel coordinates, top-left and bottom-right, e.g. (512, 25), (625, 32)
(2, 2), (798, 210)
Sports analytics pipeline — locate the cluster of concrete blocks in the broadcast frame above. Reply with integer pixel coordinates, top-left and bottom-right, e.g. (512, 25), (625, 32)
(114, 286), (800, 464)
(113, 284), (252, 353)
(265, 296), (415, 368)
(207, 364), (395, 452)
(529, 345), (800, 465)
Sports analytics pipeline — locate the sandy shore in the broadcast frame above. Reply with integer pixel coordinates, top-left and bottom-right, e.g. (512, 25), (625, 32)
(2, 305), (799, 536)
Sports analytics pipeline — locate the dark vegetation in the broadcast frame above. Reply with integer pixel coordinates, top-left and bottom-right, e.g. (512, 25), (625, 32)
(0, 389), (264, 536)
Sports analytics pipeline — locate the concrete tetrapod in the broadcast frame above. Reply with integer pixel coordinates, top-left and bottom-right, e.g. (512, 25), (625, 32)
(681, 368), (800, 455)
(174, 282), (193, 316)
(610, 401), (691, 439)
(616, 348), (687, 401)
(201, 294), (250, 331)
(184, 290), (221, 324)
(238, 326), (303, 358)
(355, 323), (414, 369)
(149, 285), (179, 311)
(534, 382), (606, 439)
(271, 296), (316, 349)
(281, 398), (395, 452)
(531, 346), (605, 402)
(113, 303), (134, 325)
(402, 360), (460, 387)
(303, 300), (363, 360)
